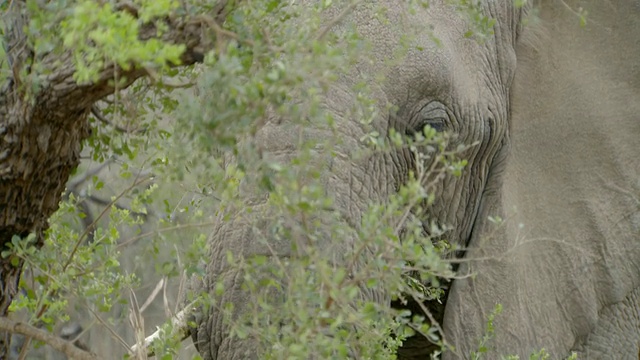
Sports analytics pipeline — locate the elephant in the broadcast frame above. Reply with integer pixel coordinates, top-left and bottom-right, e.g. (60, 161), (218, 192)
(189, 0), (640, 359)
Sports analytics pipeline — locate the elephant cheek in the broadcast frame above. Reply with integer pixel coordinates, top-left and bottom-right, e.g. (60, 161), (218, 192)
(191, 216), (268, 360)
(190, 110), (394, 357)
(191, 202), (373, 359)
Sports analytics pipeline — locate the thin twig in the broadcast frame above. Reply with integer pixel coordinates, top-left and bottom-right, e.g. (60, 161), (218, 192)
(115, 221), (216, 249)
(66, 159), (115, 193)
(62, 174), (153, 273)
(315, 0), (363, 41)
(91, 105), (147, 134)
(86, 307), (131, 351)
(86, 194), (151, 219)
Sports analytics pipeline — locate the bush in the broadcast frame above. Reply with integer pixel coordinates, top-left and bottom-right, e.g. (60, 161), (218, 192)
(1, 0), (508, 358)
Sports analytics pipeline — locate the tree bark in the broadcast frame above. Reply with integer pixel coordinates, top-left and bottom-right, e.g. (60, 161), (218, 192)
(0, 1), (224, 356)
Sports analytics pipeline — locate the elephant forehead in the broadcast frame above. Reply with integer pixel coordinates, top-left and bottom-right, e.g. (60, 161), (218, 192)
(342, 2), (462, 90)
(334, 1), (515, 112)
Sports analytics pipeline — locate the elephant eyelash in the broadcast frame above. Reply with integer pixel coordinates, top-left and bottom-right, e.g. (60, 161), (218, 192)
(416, 118), (446, 133)
(404, 104), (449, 136)
(403, 120), (446, 138)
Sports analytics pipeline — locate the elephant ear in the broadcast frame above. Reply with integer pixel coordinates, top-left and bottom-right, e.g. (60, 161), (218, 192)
(443, 1), (640, 359)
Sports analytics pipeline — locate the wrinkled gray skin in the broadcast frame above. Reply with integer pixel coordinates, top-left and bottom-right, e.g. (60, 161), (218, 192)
(191, 1), (640, 359)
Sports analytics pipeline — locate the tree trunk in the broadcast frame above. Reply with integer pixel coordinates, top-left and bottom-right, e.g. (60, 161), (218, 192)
(0, 90), (91, 357)
(0, 1), (221, 356)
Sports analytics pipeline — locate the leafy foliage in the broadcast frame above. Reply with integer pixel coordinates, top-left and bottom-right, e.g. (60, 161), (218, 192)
(0, 0), (542, 359)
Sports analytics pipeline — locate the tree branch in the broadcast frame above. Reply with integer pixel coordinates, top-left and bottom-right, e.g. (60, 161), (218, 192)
(90, 106), (147, 134)
(0, 317), (98, 360)
(0, 0), (237, 356)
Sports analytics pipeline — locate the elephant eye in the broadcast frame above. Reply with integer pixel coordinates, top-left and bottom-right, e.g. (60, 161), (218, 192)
(418, 118), (446, 133)
(412, 101), (449, 135)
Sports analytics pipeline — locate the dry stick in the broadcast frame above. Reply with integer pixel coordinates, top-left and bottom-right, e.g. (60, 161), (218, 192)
(129, 290), (146, 360)
(129, 304), (195, 357)
(139, 278), (166, 315)
(0, 317), (98, 360)
(162, 276), (172, 319)
(174, 263), (187, 316)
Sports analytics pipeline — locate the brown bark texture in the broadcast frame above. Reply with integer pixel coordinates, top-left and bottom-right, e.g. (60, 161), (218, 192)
(0, 1), (223, 357)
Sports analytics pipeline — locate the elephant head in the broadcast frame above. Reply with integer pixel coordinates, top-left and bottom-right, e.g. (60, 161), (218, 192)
(189, 1), (640, 359)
